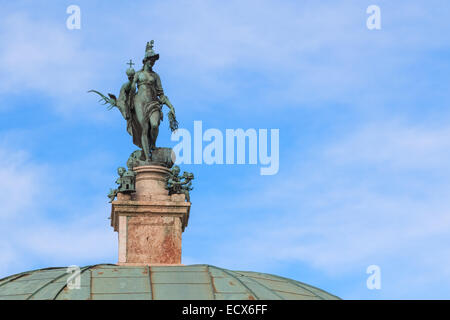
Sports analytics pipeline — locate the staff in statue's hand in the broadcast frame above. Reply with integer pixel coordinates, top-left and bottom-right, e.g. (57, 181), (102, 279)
(88, 90), (117, 110)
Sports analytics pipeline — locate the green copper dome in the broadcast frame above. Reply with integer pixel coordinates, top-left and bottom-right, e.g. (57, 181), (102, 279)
(0, 264), (339, 300)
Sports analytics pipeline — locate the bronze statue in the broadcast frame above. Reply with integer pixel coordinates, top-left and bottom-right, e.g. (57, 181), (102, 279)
(90, 40), (178, 161)
(90, 41), (194, 203)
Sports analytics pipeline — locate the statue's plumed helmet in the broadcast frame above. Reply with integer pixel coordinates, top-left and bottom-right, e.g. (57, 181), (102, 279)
(126, 68), (135, 76)
(143, 40), (159, 63)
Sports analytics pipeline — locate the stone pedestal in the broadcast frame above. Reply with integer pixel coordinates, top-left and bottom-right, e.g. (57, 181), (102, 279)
(111, 165), (190, 265)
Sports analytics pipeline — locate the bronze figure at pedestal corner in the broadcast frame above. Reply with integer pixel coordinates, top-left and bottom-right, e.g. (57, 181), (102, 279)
(107, 166), (136, 203)
(166, 165), (194, 202)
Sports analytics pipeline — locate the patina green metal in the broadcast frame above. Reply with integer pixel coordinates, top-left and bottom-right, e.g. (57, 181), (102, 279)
(117, 169), (136, 193)
(126, 148), (175, 170)
(89, 40), (178, 162)
(89, 41), (192, 201)
(167, 166), (194, 202)
(0, 264), (340, 300)
(107, 166), (136, 202)
(107, 188), (118, 203)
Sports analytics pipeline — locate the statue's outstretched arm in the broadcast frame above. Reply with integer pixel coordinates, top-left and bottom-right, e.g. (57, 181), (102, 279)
(161, 95), (178, 131)
(154, 73), (173, 110)
(160, 95), (174, 111)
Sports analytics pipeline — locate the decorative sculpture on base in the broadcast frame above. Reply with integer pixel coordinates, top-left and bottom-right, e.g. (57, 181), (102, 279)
(167, 166), (194, 202)
(107, 166), (136, 203)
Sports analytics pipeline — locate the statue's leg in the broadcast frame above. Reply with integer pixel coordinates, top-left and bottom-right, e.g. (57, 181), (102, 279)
(149, 111), (160, 150)
(141, 121), (151, 160)
(133, 99), (151, 161)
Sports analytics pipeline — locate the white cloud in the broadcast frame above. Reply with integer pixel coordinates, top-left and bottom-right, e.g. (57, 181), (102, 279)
(140, 0), (450, 108)
(0, 243), (18, 276)
(326, 121), (450, 169)
(0, 14), (95, 90)
(0, 145), (116, 278)
(2, 1), (449, 115)
(205, 120), (450, 297)
(0, 13), (108, 116)
(14, 205), (116, 264)
(0, 146), (43, 218)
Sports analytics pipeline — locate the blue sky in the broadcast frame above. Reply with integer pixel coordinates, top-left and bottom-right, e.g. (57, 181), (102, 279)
(0, 0), (450, 299)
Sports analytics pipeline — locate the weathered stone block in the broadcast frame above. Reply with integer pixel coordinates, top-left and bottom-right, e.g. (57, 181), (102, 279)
(111, 165), (190, 265)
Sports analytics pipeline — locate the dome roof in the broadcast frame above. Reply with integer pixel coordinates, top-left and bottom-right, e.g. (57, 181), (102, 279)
(0, 264), (339, 300)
